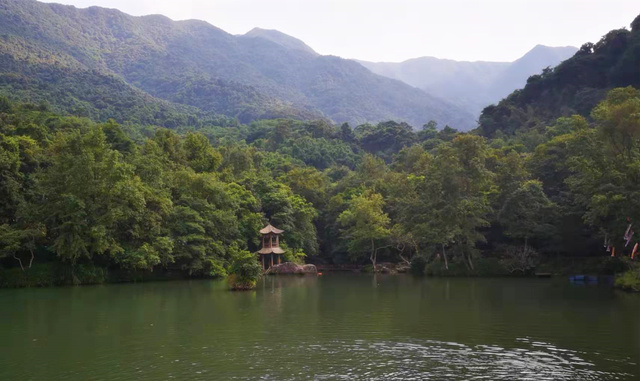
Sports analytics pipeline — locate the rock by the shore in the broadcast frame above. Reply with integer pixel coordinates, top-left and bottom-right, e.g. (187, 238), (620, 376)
(379, 265), (397, 274)
(396, 264), (410, 273)
(380, 262), (412, 274)
(302, 264), (318, 274)
(266, 262), (317, 275)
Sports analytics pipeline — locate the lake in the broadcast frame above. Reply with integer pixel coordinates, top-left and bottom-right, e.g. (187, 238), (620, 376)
(0, 274), (638, 380)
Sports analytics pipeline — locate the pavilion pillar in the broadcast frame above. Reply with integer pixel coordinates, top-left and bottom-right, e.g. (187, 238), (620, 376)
(278, 255), (281, 264)
(262, 255), (265, 270)
(270, 254), (274, 268)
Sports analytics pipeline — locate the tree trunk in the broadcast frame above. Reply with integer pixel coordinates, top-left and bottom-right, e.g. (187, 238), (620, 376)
(467, 253), (475, 271)
(28, 249), (35, 269)
(462, 253), (471, 271)
(370, 239), (377, 271)
(12, 254), (25, 272)
(397, 243), (410, 265)
(442, 244), (449, 270)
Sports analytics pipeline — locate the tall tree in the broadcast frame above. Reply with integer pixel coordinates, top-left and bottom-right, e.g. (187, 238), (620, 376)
(338, 191), (391, 269)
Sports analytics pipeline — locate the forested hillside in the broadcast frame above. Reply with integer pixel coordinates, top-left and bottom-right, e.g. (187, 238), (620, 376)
(478, 15), (640, 137)
(2, 81), (640, 287)
(358, 45), (577, 118)
(1, 8), (640, 290)
(0, 0), (474, 129)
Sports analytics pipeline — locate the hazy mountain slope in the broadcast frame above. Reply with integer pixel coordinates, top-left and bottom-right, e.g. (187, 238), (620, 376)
(359, 45), (577, 117)
(0, 0), (321, 123)
(490, 45), (580, 100)
(243, 27), (318, 56)
(0, 34), (230, 126)
(0, 0), (475, 129)
(478, 14), (640, 137)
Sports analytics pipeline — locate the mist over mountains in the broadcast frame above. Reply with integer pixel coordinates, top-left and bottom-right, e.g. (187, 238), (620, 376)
(0, 0), (577, 130)
(358, 45), (578, 118)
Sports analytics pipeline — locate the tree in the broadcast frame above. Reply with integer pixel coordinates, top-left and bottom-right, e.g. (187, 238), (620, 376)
(339, 122), (355, 143)
(401, 136), (493, 271)
(227, 245), (262, 290)
(0, 96), (13, 114)
(183, 132), (222, 172)
(102, 120), (135, 153)
(390, 224), (418, 265)
(39, 127), (163, 269)
(500, 245), (539, 274)
(356, 121), (417, 160)
(498, 180), (556, 249)
(338, 191), (391, 269)
(563, 88), (640, 247)
(0, 134), (23, 224)
(0, 224), (45, 271)
(280, 167), (327, 207)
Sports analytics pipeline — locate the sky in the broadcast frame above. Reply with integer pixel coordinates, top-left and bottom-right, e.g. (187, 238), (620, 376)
(40, 0), (639, 62)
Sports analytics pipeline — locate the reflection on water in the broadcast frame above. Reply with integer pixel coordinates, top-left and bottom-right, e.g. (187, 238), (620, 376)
(0, 274), (638, 380)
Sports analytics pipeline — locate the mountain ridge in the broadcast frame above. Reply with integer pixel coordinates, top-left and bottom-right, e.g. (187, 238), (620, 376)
(477, 14), (640, 137)
(358, 45), (578, 118)
(0, 0), (475, 129)
(243, 27), (318, 56)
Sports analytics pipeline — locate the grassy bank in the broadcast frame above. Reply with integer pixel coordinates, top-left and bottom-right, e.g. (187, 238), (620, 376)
(411, 255), (640, 292)
(615, 265), (640, 292)
(2, 256), (637, 289)
(0, 263), (190, 288)
(409, 255), (630, 278)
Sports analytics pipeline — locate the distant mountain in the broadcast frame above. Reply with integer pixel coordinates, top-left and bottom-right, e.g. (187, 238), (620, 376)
(0, 0), (475, 129)
(477, 14), (640, 137)
(358, 45), (578, 118)
(243, 28), (318, 56)
(490, 45), (580, 101)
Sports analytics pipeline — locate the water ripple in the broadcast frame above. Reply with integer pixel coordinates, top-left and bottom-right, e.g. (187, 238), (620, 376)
(230, 338), (633, 380)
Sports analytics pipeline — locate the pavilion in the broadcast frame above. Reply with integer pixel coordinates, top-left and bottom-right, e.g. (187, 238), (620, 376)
(258, 224), (284, 269)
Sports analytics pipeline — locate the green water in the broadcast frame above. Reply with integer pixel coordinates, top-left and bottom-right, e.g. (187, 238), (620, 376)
(0, 274), (638, 380)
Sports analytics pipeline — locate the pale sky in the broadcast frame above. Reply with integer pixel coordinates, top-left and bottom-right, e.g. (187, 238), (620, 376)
(40, 0), (638, 62)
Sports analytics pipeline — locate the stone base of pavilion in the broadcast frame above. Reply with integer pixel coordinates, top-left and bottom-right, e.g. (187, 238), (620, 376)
(264, 262), (318, 275)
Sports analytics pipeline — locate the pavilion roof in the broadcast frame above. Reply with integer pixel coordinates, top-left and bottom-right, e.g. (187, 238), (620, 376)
(260, 224), (284, 235)
(258, 247), (285, 254)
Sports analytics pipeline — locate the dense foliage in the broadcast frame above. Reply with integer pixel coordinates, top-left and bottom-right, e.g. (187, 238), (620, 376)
(2, 83), (639, 284)
(2, 11), (640, 287)
(0, 102), (318, 281)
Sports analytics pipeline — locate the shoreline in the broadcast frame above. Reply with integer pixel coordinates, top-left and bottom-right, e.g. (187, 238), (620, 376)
(0, 256), (634, 290)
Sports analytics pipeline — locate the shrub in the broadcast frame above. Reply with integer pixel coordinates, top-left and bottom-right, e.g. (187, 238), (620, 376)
(227, 247), (262, 291)
(536, 256), (630, 275)
(423, 257), (510, 277)
(475, 257), (510, 276)
(284, 248), (306, 265)
(0, 263), (106, 287)
(362, 264), (375, 273)
(500, 245), (539, 275)
(410, 256), (427, 276)
(615, 267), (640, 292)
(72, 265), (108, 285)
(425, 261), (467, 276)
(599, 256), (628, 275)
